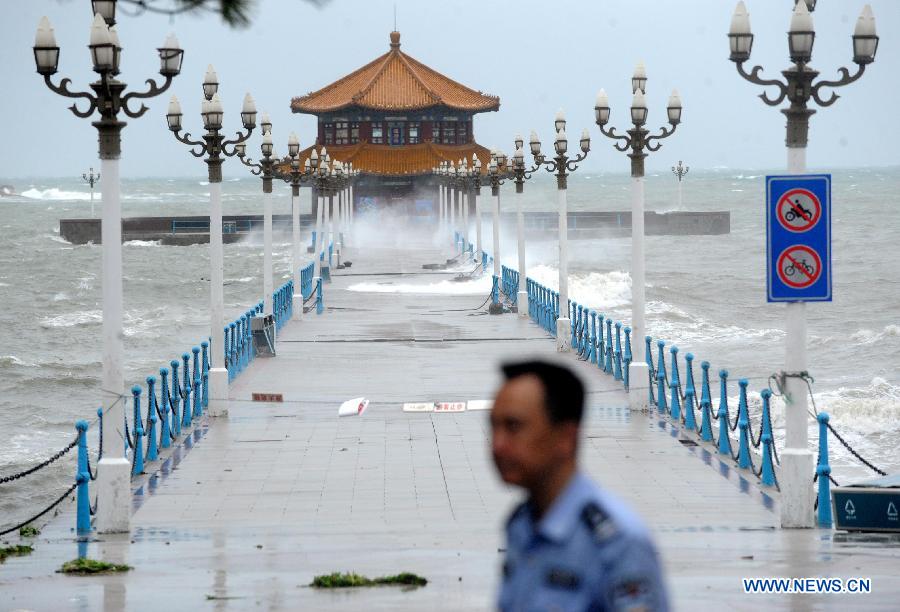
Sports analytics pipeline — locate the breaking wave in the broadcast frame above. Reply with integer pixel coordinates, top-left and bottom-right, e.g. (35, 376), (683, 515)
(40, 310), (102, 328)
(21, 188), (90, 201)
(850, 324), (900, 346)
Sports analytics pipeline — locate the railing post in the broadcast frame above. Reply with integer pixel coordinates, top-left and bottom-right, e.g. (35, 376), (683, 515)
(589, 312), (598, 364)
(527, 280), (533, 320)
(717, 370), (732, 456)
(542, 287), (549, 332)
(656, 340), (667, 413)
(669, 346), (681, 420)
(700, 399), (714, 442)
(201, 341), (210, 409)
(684, 354), (697, 431)
(604, 320), (614, 373)
(75, 420), (91, 535)
(316, 277), (324, 315)
(645, 336), (655, 406)
(193, 373), (202, 421)
(159, 368), (172, 449)
(623, 327), (632, 391)
(596, 315), (605, 370)
(737, 379), (752, 469)
(684, 353), (697, 430)
(227, 323), (235, 381)
(145, 376), (158, 462)
(684, 387), (696, 431)
(222, 324), (229, 376)
(700, 361), (712, 407)
(614, 322), (623, 381)
(573, 304), (582, 352)
(760, 389), (777, 487)
(191, 347), (202, 418)
(131, 386), (144, 476)
(170, 359), (181, 437)
(816, 412), (833, 528)
(181, 353), (192, 429)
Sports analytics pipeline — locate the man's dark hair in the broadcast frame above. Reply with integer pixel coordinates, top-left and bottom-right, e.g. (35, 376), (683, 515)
(501, 360), (584, 425)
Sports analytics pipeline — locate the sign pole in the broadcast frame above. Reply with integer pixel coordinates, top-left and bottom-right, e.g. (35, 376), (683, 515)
(782, 146), (814, 529)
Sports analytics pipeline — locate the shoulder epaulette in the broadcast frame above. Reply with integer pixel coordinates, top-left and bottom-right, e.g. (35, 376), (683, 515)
(581, 501), (618, 542)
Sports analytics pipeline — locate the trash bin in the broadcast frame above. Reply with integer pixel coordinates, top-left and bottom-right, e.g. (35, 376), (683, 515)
(251, 314), (276, 357)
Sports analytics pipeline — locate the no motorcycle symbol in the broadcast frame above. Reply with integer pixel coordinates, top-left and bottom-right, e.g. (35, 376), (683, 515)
(777, 245), (822, 289)
(777, 188), (821, 232)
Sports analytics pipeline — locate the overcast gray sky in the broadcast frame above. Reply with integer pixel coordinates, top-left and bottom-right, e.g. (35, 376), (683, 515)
(3, 0), (898, 178)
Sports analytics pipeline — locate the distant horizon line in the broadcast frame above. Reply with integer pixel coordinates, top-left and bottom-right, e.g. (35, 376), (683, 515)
(5, 163), (900, 182)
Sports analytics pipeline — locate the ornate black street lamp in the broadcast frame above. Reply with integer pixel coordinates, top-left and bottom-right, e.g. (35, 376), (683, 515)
(33, 4), (183, 534)
(531, 113), (590, 351)
(509, 137), (541, 314)
(728, 0), (878, 529)
(166, 66), (255, 420)
(672, 160), (689, 208)
(236, 123), (277, 313)
(595, 63), (681, 401)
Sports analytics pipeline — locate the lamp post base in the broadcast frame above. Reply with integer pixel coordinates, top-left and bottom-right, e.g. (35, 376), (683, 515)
(779, 448), (815, 528)
(94, 457), (131, 534)
(207, 366), (229, 417)
(517, 291), (528, 318)
(628, 362), (650, 411)
(556, 318), (571, 352)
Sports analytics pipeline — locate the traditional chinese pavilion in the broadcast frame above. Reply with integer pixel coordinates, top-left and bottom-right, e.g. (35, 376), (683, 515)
(291, 31), (499, 215)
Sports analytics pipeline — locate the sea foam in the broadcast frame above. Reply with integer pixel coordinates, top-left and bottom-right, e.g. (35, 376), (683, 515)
(21, 187), (90, 201)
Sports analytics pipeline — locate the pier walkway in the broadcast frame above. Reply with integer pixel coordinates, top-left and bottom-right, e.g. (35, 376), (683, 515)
(5, 244), (900, 611)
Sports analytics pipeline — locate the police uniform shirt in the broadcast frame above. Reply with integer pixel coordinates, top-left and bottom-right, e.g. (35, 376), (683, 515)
(499, 471), (669, 612)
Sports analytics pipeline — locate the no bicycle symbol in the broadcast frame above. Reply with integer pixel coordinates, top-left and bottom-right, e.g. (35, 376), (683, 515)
(766, 174), (831, 302)
(777, 245), (822, 289)
(777, 188), (821, 232)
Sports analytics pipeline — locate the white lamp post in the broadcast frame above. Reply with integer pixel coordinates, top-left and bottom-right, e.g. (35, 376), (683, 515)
(237, 114), (276, 313)
(35, 8), (183, 533)
(509, 136), (540, 317)
(169, 76), (256, 423)
(728, 0), (879, 529)
(532, 112), (590, 351)
(595, 64), (681, 407)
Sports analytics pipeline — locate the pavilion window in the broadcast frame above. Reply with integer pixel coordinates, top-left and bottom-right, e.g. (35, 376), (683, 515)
(431, 122), (440, 143)
(335, 121), (349, 145)
(408, 122), (420, 144)
(371, 122), (384, 144)
(441, 122), (456, 145)
(323, 122), (334, 145)
(458, 122), (469, 144)
(350, 122), (360, 144)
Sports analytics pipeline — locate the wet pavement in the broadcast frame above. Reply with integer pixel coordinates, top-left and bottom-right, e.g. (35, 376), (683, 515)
(3, 243), (900, 611)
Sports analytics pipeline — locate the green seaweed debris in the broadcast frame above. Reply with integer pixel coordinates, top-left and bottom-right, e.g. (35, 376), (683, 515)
(0, 545), (34, 563)
(311, 571), (427, 588)
(19, 525), (41, 537)
(59, 558), (132, 575)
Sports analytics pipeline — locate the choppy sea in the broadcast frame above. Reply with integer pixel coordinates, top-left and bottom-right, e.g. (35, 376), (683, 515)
(1, 168), (898, 526)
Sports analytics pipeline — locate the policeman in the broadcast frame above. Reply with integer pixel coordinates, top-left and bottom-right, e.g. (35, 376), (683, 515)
(491, 360), (669, 611)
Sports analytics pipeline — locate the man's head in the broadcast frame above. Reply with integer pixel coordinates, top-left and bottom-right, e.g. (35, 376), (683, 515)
(490, 360), (585, 490)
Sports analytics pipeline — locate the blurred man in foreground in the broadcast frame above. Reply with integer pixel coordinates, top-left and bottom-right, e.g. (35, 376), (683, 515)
(491, 360), (669, 611)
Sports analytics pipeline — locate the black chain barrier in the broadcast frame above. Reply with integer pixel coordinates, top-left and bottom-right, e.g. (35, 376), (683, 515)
(0, 483), (77, 537)
(0, 435), (78, 484)
(768, 371), (886, 478)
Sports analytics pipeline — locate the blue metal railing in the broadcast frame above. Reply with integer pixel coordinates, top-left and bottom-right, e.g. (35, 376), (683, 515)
(500, 266), (519, 306)
(67, 256), (331, 536)
(300, 261), (314, 300)
(523, 274), (787, 506)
